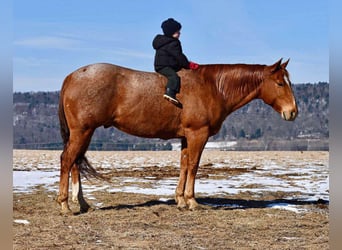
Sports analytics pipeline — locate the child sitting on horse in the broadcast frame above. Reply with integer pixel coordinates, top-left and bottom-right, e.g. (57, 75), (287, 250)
(152, 18), (199, 105)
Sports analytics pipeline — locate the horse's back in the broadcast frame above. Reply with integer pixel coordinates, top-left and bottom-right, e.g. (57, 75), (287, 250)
(60, 63), (186, 138)
(62, 63), (163, 102)
(75, 63), (161, 80)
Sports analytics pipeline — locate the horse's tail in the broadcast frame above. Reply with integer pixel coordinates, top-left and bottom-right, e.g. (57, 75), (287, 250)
(58, 83), (70, 146)
(76, 156), (110, 181)
(58, 76), (108, 181)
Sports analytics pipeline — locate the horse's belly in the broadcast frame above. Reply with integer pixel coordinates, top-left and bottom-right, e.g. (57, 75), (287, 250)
(112, 110), (182, 139)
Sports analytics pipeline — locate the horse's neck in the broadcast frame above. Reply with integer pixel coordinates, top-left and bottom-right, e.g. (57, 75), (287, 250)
(227, 85), (260, 112)
(202, 65), (263, 113)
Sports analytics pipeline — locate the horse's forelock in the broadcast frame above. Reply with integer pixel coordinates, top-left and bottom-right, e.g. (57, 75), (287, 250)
(284, 70), (291, 86)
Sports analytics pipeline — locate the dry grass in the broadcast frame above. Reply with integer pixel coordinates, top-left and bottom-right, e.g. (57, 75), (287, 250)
(13, 150), (329, 249)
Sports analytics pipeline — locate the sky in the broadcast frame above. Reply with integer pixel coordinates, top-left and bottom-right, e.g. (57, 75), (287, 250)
(13, 0), (328, 92)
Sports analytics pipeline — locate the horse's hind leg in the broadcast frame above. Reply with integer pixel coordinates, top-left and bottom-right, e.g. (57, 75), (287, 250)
(57, 148), (74, 214)
(57, 128), (94, 214)
(71, 164), (91, 213)
(71, 164), (79, 203)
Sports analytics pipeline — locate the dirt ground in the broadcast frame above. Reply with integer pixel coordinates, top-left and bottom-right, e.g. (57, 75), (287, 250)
(13, 151), (329, 249)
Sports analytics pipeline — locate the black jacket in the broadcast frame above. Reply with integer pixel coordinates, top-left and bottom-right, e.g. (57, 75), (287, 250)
(152, 34), (190, 72)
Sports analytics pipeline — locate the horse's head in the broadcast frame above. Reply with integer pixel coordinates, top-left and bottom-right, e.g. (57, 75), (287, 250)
(260, 58), (298, 121)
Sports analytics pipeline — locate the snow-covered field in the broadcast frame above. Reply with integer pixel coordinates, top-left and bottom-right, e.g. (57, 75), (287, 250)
(13, 150), (329, 212)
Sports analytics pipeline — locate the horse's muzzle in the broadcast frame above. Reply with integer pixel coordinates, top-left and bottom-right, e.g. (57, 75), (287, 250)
(282, 110), (297, 121)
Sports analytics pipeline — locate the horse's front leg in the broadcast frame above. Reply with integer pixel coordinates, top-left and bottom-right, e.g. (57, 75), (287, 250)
(184, 127), (209, 210)
(175, 138), (188, 209)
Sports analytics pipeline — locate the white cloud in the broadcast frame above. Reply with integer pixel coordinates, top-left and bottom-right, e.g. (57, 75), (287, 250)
(14, 36), (81, 50)
(108, 48), (153, 59)
(13, 57), (59, 68)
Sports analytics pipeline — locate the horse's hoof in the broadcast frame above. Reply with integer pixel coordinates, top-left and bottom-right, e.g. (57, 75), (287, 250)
(187, 198), (200, 211)
(58, 200), (73, 215)
(175, 196), (187, 210)
(60, 207), (73, 216)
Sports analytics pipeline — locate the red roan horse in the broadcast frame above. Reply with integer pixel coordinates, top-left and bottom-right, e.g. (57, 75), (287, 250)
(57, 58), (297, 214)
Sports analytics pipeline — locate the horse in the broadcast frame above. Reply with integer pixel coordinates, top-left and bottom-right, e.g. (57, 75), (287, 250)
(57, 58), (297, 214)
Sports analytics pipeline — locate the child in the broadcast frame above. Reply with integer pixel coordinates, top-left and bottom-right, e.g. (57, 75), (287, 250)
(152, 18), (199, 105)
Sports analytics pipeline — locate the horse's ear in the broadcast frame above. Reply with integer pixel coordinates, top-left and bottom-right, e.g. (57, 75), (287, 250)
(270, 58), (283, 73)
(281, 58), (290, 69)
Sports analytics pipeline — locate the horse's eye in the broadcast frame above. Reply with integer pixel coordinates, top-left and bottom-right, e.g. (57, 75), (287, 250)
(277, 82), (285, 87)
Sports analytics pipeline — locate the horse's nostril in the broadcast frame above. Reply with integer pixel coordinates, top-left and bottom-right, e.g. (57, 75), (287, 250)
(284, 111), (297, 121)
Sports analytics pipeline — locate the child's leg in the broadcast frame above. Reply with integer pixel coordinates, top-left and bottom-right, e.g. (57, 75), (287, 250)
(157, 67), (180, 94)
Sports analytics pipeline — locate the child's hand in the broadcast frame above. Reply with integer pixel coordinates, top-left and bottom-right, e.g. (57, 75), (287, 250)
(189, 62), (199, 70)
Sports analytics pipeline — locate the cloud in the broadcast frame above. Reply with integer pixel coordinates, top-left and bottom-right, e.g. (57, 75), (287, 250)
(13, 57), (59, 68)
(14, 36), (81, 50)
(109, 48), (153, 59)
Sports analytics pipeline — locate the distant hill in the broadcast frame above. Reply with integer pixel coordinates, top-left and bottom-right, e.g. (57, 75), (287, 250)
(13, 82), (329, 150)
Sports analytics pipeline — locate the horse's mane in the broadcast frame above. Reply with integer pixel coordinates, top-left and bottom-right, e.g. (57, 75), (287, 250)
(198, 64), (266, 100)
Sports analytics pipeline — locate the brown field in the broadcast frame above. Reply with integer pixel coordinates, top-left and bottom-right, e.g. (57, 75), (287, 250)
(13, 150), (329, 249)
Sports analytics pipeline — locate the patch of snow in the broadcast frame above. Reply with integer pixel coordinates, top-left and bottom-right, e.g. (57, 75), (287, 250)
(268, 203), (305, 213)
(172, 141), (237, 151)
(13, 171), (59, 193)
(95, 202), (103, 207)
(158, 198), (170, 202)
(14, 219), (30, 225)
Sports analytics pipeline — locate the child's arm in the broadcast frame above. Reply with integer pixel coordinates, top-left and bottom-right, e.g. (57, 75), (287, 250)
(167, 41), (190, 69)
